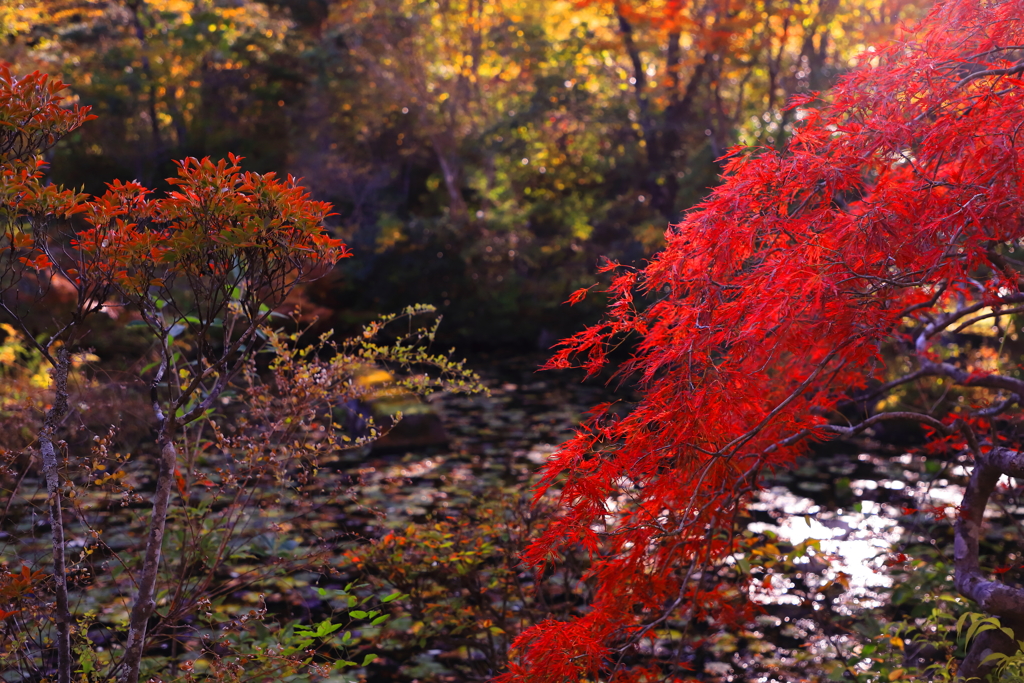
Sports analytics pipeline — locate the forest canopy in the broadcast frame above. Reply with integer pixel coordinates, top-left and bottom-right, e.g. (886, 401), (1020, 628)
(1, 0), (929, 346)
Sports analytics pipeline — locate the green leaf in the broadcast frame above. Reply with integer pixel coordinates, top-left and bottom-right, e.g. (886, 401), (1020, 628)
(349, 610), (368, 619)
(316, 620), (341, 637)
(140, 360), (161, 374)
(361, 654), (378, 666)
(381, 592), (402, 603)
(956, 612), (971, 639)
(965, 616), (999, 645)
(371, 615), (389, 625)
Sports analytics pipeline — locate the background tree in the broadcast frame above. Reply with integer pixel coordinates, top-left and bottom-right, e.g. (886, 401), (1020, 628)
(502, 0), (1024, 681)
(0, 0), (927, 347)
(87, 155), (348, 683)
(580, 0), (928, 221)
(0, 64), (348, 683)
(0, 0), (297, 187)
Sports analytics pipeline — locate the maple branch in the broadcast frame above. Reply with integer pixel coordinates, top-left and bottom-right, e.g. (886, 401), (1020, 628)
(964, 45), (1024, 61)
(822, 411), (952, 438)
(913, 292), (1024, 354)
(985, 248), (1024, 290)
(896, 280), (948, 319)
(955, 58), (1024, 87)
(915, 301), (989, 352)
(975, 394), (1018, 417)
(950, 306), (1024, 334)
(850, 367), (932, 404)
(761, 427), (819, 455)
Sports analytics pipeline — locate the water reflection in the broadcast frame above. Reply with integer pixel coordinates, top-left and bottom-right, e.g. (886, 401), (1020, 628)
(748, 451), (968, 615)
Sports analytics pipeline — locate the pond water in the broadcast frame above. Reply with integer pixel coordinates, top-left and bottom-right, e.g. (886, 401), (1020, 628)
(340, 352), (1022, 682)
(3, 352), (1014, 683)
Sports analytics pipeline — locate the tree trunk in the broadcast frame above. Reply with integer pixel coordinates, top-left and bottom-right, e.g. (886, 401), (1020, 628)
(122, 426), (178, 683)
(431, 134), (467, 221)
(40, 347), (72, 683)
(955, 447), (1024, 680)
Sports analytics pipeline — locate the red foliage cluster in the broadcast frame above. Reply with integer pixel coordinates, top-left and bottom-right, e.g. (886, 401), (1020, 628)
(0, 65), (92, 236)
(505, 0), (1024, 680)
(0, 64), (95, 162)
(77, 156), (347, 295)
(1, 65), (348, 320)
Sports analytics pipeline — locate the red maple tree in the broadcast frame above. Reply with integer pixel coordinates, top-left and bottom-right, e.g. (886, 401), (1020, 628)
(504, 0), (1024, 680)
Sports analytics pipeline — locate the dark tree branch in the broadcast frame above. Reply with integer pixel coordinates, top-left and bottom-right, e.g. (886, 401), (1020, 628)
(956, 448), (1024, 615)
(956, 58), (1024, 87)
(822, 410), (953, 438)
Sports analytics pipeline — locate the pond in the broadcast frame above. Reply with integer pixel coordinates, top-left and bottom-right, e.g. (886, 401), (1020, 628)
(1, 352), (1016, 682)
(342, 352), (1019, 682)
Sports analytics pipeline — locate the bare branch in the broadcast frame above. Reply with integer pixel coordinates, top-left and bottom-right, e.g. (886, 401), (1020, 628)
(956, 59), (1024, 87)
(822, 410), (953, 438)
(919, 359), (1024, 398)
(974, 394), (1018, 417)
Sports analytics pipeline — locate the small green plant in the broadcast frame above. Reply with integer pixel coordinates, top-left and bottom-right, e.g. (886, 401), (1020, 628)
(955, 613), (1024, 683)
(159, 583), (400, 682)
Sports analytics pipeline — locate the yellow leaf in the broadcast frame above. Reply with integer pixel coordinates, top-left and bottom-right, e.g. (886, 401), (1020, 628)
(890, 637), (904, 650)
(889, 668), (905, 680)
